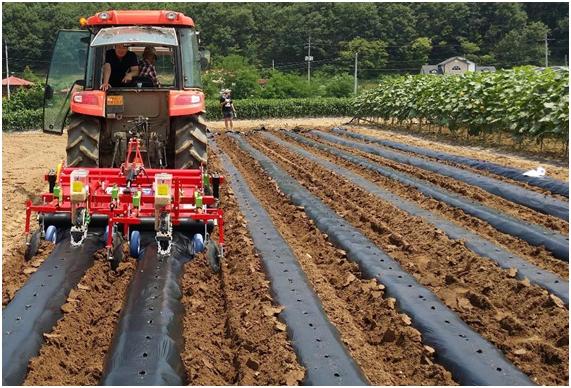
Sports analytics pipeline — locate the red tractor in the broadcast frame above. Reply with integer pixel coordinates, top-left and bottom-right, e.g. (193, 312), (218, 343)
(26, 10), (223, 269)
(43, 10), (209, 169)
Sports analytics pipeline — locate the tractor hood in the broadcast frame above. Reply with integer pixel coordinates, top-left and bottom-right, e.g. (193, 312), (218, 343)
(91, 26), (178, 47)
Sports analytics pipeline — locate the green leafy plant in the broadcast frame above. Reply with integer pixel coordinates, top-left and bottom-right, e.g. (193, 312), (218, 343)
(354, 68), (569, 143)
(205, 97), (353, 120)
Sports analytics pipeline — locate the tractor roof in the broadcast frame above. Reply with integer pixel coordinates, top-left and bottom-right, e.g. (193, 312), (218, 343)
(85, 10), (194, 28)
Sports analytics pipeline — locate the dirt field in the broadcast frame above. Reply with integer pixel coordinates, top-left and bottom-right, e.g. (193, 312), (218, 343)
(2, 120), (568, 385)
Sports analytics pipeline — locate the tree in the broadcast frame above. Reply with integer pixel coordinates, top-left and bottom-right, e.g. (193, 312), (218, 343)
(1, 2), (568, 76)
(406, 37), (432, 68)
(213, 55), (261, 99)
(323, 74), (354, 98)
(340, 37), (388, 76)
(493, 22), (550, 67)
(458, 38), (481, 63)
(22, 66), (42, 83)
(260, 71), (314, 99)
(459, 38), (480, 56)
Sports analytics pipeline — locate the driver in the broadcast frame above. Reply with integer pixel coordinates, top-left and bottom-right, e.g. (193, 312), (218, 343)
(100, 44), (139, 91)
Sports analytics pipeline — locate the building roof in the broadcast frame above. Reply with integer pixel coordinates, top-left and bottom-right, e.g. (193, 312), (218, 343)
(2, 76), (34, 86)
(476, 66), (496, 72)
(437, 56), (475, 66)
(420, 65), (439, 74)
(534, 66), (569, 72)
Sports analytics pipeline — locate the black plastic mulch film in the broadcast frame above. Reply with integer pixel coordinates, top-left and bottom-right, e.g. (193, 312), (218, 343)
(213, 140), (368, 386)
(313, 130), (569, 221)
(228, 133), (534, 386)
(2, 233), (102, 386)
(331, 127), (569, 198)
(262, 132), (568, 305)
(286, 131), (569, 262)
(101, 233), (190, 385)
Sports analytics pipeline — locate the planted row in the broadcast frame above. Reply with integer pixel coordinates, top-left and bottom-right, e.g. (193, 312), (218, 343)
(2, 109), (43, 132)
(354, 67), (569, 142)
(2, 98), (354, 131)
(204, 97), (353, 120)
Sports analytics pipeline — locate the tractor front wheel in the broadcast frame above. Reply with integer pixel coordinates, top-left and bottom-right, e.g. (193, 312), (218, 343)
(173, 115), (208, 169)
(66, 114), (100, 167)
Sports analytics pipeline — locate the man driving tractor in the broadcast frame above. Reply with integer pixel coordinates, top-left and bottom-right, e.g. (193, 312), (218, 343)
(100, 43), (140, 91)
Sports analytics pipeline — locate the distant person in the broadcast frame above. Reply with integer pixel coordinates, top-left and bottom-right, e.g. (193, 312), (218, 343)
(220, 89), (236, 130)
(138, 46), (160, 87)
(100, 44), (139, 91)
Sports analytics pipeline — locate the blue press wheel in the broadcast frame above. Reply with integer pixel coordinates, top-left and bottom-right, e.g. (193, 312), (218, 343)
(45, 225), (57, 244)
(130, 230), (141, 259)
(192, 233), (204, 254)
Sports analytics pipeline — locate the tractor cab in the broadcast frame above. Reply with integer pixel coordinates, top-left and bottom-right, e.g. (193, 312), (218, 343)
(43, 10), (210, 169)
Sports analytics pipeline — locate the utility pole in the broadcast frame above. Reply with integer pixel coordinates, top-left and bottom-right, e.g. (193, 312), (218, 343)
(272, 59), (275, 71)
(543, 33), (554, 68)
(565, 55), (568, 67)
(544, 33), (549, 67)
(305, 36), (313, 83)
(354, 51), (358, 95)
(4, 40), (10, 100)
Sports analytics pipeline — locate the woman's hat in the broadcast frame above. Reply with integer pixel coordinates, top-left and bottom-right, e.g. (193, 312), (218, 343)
(143, 46), (157, 60)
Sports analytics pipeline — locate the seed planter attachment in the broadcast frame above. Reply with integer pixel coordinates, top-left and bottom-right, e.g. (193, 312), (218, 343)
(24, 137), (224, 268)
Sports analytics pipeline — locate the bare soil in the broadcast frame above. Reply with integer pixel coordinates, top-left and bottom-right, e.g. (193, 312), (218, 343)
(180, 149), (304, 385)
(247, 132), (568, 385)
(208, 117), (352, 132)
(309, 131), (569, 236)
(2, 125), (568, 386)
(2, 241), (52, 306)
(278, 131), (568, 279)
(218, 135), (456, 385)
(23, 255), (136, 385)
(2, 132), (65, 305)
(348, 125), (569, 181)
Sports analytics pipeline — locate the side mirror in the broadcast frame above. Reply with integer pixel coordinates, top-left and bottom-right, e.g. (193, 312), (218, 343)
(199, 49), (211, 70)
(44, 84), (54, 100)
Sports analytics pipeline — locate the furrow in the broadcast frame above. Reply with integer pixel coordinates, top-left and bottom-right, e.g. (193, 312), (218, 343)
(289, 131), (569, 262)
(312, 130), (569, 221)
(261, 131), (568, 304)
(227, 132), (535, 386)
(249, 132), (568, 385)
(214, 140), (368, 385)
(2, 233), (103, 386)
(218, 135), (456, 386)
(331, 127), (569, 197)
(181, 146), (305, 386)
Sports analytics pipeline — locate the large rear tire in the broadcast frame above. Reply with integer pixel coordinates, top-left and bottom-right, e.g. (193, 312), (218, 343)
(66, 114), (100, 167)
(173, 115), (208, 169)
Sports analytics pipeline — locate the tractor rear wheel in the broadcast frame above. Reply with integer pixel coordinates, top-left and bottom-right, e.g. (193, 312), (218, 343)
(66, 114), (100, 167)
(173, 115), (208, 169)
